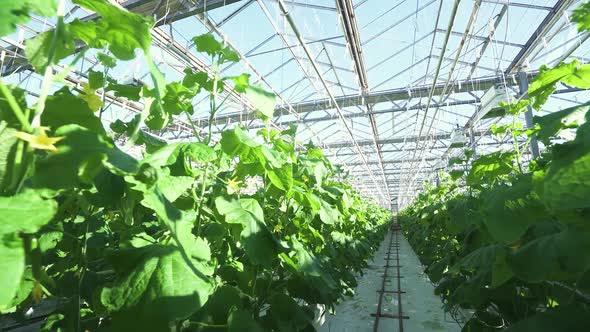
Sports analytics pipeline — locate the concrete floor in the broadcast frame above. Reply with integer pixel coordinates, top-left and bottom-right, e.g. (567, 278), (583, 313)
(318, 232), (461, 332)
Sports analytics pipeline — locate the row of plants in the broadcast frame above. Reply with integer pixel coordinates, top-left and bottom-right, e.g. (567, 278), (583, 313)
(398, 3), (590, 331)
(0, 1), (392, 331)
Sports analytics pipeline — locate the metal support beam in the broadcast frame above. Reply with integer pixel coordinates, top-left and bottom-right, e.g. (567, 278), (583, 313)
(1, 0), (243, 77)
(321, 129), (486, 149)
(505, 0), (574, 73)
(517, 71), (540, 158)
(336, 0), (391, 202)
(85, 0), (244, 26)
(275, 0), (388, 204)
(279, 71), (539, 114)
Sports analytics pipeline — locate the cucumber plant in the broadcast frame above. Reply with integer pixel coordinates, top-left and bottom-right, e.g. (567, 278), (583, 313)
(0, 1), (392, 330)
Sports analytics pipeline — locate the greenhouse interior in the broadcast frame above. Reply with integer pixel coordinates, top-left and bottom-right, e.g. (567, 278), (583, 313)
(1, 0), (590, 331)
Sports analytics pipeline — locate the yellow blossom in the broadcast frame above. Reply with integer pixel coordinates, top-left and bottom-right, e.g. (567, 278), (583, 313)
(15, 127), (64, 152)
(227, 177), (242, 195)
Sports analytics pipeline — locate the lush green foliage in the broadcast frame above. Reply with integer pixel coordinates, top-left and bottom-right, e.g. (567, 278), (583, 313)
(0, 2), (391, 330)
(399, 4), (590, 331)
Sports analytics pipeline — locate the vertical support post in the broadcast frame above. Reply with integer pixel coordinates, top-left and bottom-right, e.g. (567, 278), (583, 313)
(468, 127), (477, 158)
(517, 72), (541, 159)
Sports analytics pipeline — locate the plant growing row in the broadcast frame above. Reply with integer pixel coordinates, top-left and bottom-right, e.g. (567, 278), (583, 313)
(399, 3), (590, 331)
(0, 1), (392, 330)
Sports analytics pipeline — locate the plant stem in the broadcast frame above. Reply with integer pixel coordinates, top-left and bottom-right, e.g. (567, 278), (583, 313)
(0, 80), (31, 132)
(184, 110), (202, 142)
(195, 163), (210, 236)
(188, 321), (228, 328)
(32, 0), (66, 128)
(205, 59), (219, 145)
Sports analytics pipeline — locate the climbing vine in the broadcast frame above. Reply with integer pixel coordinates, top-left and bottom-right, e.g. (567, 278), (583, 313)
(399, 3), (590, 331)
(0, 1), (392, 330)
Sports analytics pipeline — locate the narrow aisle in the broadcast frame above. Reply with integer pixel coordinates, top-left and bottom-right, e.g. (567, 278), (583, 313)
(318, 227), (460, 332)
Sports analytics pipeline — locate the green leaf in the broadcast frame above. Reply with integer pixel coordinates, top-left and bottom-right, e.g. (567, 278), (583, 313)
(215, 197), (279, 266)
(101, 244), (213, 329)
(42, 88), (105, 134)
(449, 245), (502, 274)
(97, 52), (117, 68)
(466, 151), (515, 186)
(529, 61), (590, 110)
(73, 0), (153, 59)
(194, 285), (242, 324)
(220, 46), (240, 64)
(246, 85), (276, 121)
(162, 82), (196, 116)
(228, 307), (264, 332)
(504, 304), (590, 332)
(0, 191), (57, 310)
(193, 34), (222, 57)
(182, 68), (208, 90)
(534, 102), (589, 145)
(491, 251), (514, 288)
(0, 122), (18, 192)
(226, 74), (250, 93)
(499, 99), (530, 115)
(481, 174), (547, 244)
(268, 292), (314, 331)
(145, 103), (171, 130)
(543, 125), (590, 211)
(25, 26), (76, 73)
(0, 0), (57, 37)
(449, 169), (465, 181)
(141, 142), (215, 168)
(319, 199), (339, 225)
(105, 83), (142, 102)
(445, 196), (477, 235)
(573, 2), (590, 32)
(88, 70), (105, 90)
(508, 229), (590, 282)
(33, 125), (137, 190)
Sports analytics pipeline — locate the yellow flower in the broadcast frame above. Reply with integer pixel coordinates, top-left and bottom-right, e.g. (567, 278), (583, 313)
(227, 177), (242, 195)
(15, 127), (64, 152)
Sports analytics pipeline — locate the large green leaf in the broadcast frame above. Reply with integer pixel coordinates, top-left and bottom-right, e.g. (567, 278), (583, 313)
(246, 85), (276, 121)
(0, 0), (57, 37)
(42, 88), (105, 134)
(72, 0), (152, 60)
(504, 304), (590, 332)
(508, 229), (590, 282)
(481, 174), (547, 244)
(573, 2), (590, 31)
(529, 61), (590, 110)
(221, 126), (285, 171)
(162, 82), (196, 115)
(141, 142), (215, 169)
(25, 25), (76, 73)
(449, 244), (502, 274)
(33, 125), (137, 190)
(0, 122), (18, 192)
(228, 307), (264, 332)
(0, 191), (57, 310)
(268, 292), (314, 331)
(466, 151), (515, 186)
(445, 196), (478, 235)
(534, 102), (589, 145)
(543, 123), (590, 211)
(215, 197), (279, 266)
(101, 244), (213, 329)
(319, 199), (339, 225)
